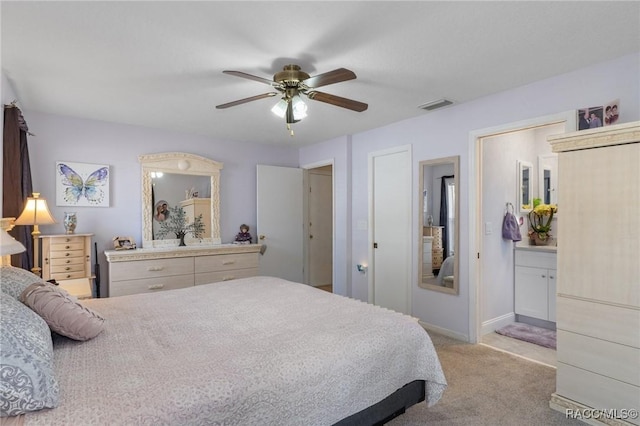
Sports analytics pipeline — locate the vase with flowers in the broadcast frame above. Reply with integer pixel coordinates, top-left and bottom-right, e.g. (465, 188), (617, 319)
(156, 205), (205, 246)
(527, 198), (558, 246)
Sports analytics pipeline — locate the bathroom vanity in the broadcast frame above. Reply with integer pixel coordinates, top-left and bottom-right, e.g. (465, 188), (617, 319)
(514, 244), (557, 323)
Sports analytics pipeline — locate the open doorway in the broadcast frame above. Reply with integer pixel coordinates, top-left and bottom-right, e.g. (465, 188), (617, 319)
(306, 164), (333, 292)
(470, 113), (573, 364)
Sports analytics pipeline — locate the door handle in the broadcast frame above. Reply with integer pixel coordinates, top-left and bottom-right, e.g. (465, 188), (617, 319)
(309, 235), (313, 239)
(259, 235), (266, 240)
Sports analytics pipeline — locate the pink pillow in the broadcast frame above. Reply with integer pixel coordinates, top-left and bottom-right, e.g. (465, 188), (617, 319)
(20, 282), (105, 341)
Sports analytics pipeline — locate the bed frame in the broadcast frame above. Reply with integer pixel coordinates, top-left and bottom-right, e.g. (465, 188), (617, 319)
(334, 380), (425, 425)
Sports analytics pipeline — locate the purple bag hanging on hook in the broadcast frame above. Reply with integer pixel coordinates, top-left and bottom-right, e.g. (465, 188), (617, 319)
(502, 203), (522, 242)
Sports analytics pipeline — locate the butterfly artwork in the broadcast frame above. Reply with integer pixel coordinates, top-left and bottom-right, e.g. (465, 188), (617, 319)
(56, 161), (110, 207)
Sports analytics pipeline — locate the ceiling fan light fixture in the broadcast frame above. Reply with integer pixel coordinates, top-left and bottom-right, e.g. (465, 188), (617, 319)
(291, 95), (307, 120)
(271, 98), (288, 118)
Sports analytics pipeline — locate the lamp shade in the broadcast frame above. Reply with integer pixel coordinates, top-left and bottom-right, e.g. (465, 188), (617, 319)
(0, 229), (26, 256)
(14, 193), (57, 226)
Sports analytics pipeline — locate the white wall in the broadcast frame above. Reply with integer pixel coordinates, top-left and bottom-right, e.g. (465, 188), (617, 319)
(301, 52), (640, 340)
(21, 110), (299, 295)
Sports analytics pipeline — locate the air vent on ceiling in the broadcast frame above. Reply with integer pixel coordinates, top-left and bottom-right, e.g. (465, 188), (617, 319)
(418, 98), (453, 111)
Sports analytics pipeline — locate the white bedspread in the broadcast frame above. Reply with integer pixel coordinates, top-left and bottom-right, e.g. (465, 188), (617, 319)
(24, 276), (446, 425)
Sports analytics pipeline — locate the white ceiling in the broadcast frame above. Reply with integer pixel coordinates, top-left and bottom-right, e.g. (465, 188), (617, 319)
(2, 1), (639, 146)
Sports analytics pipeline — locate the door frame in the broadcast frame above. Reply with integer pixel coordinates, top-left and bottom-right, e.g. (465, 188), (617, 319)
(467, 111), (576, 343)
(368, 144), (412, 312)
(301, 159), (335, 289)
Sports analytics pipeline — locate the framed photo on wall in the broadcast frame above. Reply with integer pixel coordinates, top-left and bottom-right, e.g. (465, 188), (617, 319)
(55, 161), (110, 207)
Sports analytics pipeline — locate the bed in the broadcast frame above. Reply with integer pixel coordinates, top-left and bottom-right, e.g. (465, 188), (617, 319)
(436, 255), (455, 287)
(1, 268), (447, 425)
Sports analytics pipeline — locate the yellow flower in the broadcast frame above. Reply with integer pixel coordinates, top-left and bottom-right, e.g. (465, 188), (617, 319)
(533, 203), (557, 216)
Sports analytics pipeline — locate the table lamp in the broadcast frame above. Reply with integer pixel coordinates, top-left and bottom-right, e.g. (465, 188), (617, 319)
(0, 228), (26, 266)
(14, 193), (57, 276)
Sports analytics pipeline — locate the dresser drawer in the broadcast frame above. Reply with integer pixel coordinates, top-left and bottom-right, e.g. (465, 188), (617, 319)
(195, 267), (259, 285)
(48, 248), (85, 259)
(51, 270), (87, 281)
(50, 257), (85, 267)
(110, 274), (194, 297)
(50, 241), (85, 252)
(195, 253), (259, 273)
(51, 263), (85, 274)
(515, 250), (556, 269)
(110, 257), (194, 282)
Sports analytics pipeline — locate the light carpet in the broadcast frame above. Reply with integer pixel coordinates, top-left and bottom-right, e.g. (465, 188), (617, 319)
(388, 332), (579, 426)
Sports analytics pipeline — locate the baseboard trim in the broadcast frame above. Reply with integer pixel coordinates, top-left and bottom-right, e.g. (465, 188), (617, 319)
(481, 312), (515, 336)
(549, 393), (634, 426)
(418, 321), (468, 342)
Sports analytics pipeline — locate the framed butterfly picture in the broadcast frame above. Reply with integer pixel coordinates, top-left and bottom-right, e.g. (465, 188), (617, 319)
(56, 161), (110, 207)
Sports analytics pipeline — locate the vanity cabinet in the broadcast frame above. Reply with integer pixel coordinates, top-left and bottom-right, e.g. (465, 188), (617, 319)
(548, 122), (640, 422)
(514, 247), (556, 322)
(106, 244), (261, 297)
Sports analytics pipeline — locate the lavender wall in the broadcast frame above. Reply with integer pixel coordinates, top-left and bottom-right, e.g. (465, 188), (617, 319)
(301, 53), (640, 340)
(21, 110), (298, 295)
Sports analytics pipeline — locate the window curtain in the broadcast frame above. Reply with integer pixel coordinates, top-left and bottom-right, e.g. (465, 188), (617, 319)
(3, 104), (34, 269)
(439, 175), (454, 262)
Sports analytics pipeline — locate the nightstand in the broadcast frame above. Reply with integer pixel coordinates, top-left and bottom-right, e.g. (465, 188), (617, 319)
(40, 234), (95, 298)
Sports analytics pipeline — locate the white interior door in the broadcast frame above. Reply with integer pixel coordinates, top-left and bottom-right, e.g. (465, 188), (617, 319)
(370, 147), (411, 315)
(257, 165), (304, 283)
(308, 168), (333, 287)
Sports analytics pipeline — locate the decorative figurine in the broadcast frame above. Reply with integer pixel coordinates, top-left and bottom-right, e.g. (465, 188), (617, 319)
(234, 224), (252, 244)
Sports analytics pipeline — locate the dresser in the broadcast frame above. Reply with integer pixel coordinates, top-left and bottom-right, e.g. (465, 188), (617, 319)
(548, 122), (639, 424)
(423, 226), (444, 270)
(514, 245), (556, 322)
(179, 198), (211, 238)
(422, 236), (434, 280)
(105, 244), (261, 297)
(40, 234), (93, 299)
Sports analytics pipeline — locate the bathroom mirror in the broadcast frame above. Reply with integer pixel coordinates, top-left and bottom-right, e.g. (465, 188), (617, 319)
(140, 152), (223, 248)
(518, 160), (533, 213)
(418, 156), (459, 295)
(537, 154), (558, 205)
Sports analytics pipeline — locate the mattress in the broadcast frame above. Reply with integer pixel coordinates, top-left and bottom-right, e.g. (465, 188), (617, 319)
(22, 276), (447, 425)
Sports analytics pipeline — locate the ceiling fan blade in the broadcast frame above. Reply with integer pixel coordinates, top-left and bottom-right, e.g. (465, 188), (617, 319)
(223, 70), (276, 86)
(303, 68), (357, 88)
(216, 92), (278, 109)
(307, 91), (368, 112)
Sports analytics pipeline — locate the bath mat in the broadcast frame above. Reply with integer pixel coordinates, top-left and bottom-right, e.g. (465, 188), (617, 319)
(495, 323), (556, 349)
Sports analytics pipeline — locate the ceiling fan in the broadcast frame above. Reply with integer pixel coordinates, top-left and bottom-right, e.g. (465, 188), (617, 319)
(216, 64), (368, 134)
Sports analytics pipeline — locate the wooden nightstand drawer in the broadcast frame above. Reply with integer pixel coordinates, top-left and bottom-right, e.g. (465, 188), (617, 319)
(51, 270), (87, 281)
(50, 257), (84, 267)
(50, 241), (85, 252)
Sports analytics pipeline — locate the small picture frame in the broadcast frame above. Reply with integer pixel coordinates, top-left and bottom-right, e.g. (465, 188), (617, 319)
(113, 236), (136, 250)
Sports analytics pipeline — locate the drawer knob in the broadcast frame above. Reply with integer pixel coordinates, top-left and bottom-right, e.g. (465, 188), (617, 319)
(147, 266), (164, 272)
(222, 276), (235, 281)
(65, 267), (71, 271)
(222, 260), (236, 265)
(148, 284), (164, 290)
(65, 245), (70, 249)
(66, 274), (71, 278)
(65, 238), (71, 242)
(65, 253), (70, 257)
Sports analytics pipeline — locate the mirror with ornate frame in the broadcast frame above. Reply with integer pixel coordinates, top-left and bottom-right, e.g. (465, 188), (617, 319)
(418, 156), (459, 295)
(140, 152), (223, 248)
(518, 160), (533, 213)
